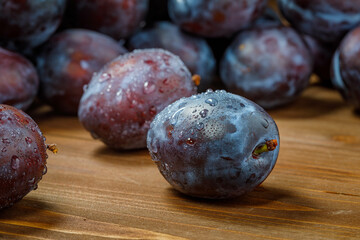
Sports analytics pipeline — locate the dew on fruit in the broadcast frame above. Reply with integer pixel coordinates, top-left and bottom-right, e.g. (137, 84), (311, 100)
(199, 109), (209, 118)
(99, 73), (111, 82)
(10, 156), (20, 170)
(196, 122), (204, 131)
(205, 98), (218, 106)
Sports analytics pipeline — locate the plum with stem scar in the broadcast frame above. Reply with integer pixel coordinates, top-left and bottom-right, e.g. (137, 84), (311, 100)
(147, 90), (279, 199)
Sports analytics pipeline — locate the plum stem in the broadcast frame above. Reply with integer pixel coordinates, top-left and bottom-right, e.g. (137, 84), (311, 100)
(252, 139), (277, 158)
(192, 74), (201, 86)
(47, 144), (58, 154)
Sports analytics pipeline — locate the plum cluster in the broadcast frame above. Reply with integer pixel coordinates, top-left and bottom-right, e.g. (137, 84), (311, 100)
(1, 0), (360, 203)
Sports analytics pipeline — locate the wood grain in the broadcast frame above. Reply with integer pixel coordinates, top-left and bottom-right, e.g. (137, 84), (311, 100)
(0, 85), (359, 240)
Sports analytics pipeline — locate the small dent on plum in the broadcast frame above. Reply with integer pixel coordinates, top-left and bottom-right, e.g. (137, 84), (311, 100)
(261, 118), (269, 129)
(220, 156), (233, 161)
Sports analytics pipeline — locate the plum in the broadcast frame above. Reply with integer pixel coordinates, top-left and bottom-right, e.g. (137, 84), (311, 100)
(220, 26), (313, 109)
(331, 26), (360, 110)
(147, 90), (279, 199)
(168, 0), (267, 38)
(0, 104), (49, 210)
(78, 49), (197, 150)
(302, 34), (335, 83)
(0, 47), (39, 111)
(129, 21), (216, 92)
(278, 0), (360, 43)
(0, 0), (66, 51)
(71, 0), (149, 40)
(37, 29), (127, 114)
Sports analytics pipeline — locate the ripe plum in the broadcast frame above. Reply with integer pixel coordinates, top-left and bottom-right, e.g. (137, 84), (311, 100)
(0, 47), (39, 111)
(129, 22), (216, 92)
(168, 0), (267, 38)
(71, 0), (149, 39)
(0, 0), (66, 51)
(0, 104), (48, 210)
(278, 0), (360, 43)
(37, 29), (127, 114)
(331, 27), (360, 109)
(220, 26), (312, 109)
(147, 90), (279, 199)
(78, 49), (197, 150)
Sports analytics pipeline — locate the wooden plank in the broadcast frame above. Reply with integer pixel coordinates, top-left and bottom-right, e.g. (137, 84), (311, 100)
(0, 85), (359, 239)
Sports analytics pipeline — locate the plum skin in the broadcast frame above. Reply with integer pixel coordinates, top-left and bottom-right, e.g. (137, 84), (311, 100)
(0, 104), (48, 210)
(220, 26), (312, 109)
(37, 29), (127, 115)
(147, 90), (279, 199)
(78, 49), (197, 150)
(71, 0), (149, 40)
(0, 47), (39, 111)
(0, 0), (66, 50)
(168, 0), (267, 38)
(278, 0), (360, 43)
(331, 27), (360, 109)
(128, 21), (216, 92)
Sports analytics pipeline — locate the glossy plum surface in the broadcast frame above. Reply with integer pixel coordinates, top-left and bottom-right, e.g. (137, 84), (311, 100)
(0, 47), (39, 111)
(0, 104), (48, 210)
(278, 0), (360, 43)
(331, 27), (360, 109)
(78, 49), (197, 150)
(220, 26), (312, 109)
(168, 0), (267, 38)
(129, 21), (216, 92)
(147, 90), (279, 199)
(0, 0), (66, 51)
(37, 29), (127, 114)
(72, 0), (149, 39)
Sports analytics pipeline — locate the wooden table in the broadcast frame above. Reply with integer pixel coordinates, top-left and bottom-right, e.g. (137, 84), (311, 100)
(0, 85), (359, 239)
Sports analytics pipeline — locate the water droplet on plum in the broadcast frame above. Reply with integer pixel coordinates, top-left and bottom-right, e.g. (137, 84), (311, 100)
(196, 122), (204, 130)
(205, 98), (218, 106)
(186, 138), (196, 146)
(143, 81), (156, 94)
(99, 73), (111, 82)
(11, 156), (20, 170)
(42, 166), (47, 175)
(199, 109), (209, 118)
